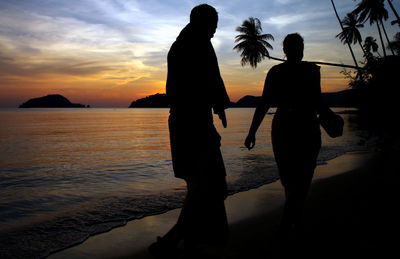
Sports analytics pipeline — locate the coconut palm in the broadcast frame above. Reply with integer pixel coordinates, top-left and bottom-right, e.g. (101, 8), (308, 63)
(388, 32), (400, 55)
(352, 0), (391, 56)
(336, 12), (366, 56)
(233, 16), (363, 71)
(363, 36), (380, 59)
(331, 0), (359, 68)
(386, 0), (400, 26)
(380, 19), (396, 55)
(233, 17), (274, 68)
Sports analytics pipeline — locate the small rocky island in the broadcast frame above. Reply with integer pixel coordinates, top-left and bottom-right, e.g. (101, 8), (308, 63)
(19, 94), (89, 108)
(129, 93), (169, 108)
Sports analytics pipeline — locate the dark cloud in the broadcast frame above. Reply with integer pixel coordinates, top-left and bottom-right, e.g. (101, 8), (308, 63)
(0, 53), (115, 78)
(139, 50), (167, 67)
(104, 76), (137, 80)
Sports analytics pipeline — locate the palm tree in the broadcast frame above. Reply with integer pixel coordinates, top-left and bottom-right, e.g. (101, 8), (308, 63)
(331, 0), (359, 68)
(233, 17), (362, 70)
(387, 32), (400, 55)
(380, 18), (396, 55)
(386, 0), (400, 26)
(352, 0), (391, 57)
(233, 17), (274, 68)
(336, 12), (366, 56)
(363, 36), (380, 59)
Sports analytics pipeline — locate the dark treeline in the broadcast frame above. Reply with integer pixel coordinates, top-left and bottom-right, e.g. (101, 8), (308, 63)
(129, 90), (361, 108)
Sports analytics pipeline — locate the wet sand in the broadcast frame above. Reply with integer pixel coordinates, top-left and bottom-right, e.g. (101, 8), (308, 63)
(226, 149), (400, 259)
(49, 149), (399, 259)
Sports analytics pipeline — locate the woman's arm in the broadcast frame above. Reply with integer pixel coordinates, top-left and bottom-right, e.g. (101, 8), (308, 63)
(244, 70), (274, 150)
(244, 101), (269, 150)
(313, 65), (331, 116)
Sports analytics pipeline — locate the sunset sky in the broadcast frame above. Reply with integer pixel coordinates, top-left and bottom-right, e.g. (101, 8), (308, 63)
(1, 0), (399, 107)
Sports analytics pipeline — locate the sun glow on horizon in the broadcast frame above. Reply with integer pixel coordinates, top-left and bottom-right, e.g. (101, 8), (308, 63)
(0, 0), (398, 107)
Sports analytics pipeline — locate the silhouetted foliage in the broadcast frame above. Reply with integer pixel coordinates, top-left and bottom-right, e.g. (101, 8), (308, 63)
(352, 0), (390, 56)
(340, 0), (400, 146)
(360, 56), (400, 141)
(233, 17), (274, 68)
(352, 0), (389, 25)
(344, 54), (400, 148)
(336, 12), (365, 55)
(387, 32), (400, 55)
(364, 36), (380, 58)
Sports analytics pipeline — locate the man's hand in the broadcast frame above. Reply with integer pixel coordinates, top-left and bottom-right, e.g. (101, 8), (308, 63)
(218, 110), (227, 128)
(244, 133), (256, 150)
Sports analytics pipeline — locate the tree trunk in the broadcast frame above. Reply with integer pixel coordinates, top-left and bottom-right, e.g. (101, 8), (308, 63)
(376, 22), (387, 57)
(386, 0), (400, 26)
(380, 19), (395, 55)
(331, 0), (359, 69)
(266, 56), (363, 70)
(359, 41), (367, 57)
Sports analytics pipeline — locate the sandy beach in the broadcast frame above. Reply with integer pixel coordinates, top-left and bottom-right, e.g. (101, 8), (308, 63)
(49, 148), (399, 259)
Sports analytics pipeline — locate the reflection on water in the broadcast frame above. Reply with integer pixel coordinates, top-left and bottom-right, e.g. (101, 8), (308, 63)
(0, 108), (365, 258)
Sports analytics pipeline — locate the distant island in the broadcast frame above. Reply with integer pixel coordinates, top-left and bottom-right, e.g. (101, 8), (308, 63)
(19, 94), (89, 108)
(129, 93), (169, 108)
(129, 89), (360, 108)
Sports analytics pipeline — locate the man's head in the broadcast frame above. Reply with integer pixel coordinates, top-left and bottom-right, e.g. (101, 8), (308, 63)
(190, 4), (218, 38)
(283, 33), (304, 62)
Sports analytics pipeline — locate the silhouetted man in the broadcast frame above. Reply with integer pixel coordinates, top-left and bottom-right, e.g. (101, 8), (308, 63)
(149, 4), (230, 258)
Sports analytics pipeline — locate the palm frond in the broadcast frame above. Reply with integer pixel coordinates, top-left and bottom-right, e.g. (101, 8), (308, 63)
(352, 0), (388, 25)
(233, 17), (274, 69)
(336, 12), (364, 45)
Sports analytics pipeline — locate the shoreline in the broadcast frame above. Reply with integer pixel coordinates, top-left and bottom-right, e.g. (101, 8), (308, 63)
(49, 149), (384, 259)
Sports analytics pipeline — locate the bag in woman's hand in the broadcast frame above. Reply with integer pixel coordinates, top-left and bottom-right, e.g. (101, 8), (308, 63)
(319, 108), (344, 138)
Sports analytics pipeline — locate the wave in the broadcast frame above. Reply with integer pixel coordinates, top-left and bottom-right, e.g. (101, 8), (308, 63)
(0, 142), (367, 258)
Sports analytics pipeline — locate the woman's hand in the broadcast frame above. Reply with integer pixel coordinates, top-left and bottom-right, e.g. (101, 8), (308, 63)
(245, 133), (256, 150)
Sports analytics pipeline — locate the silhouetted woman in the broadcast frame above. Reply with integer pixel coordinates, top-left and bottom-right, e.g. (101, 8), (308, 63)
(245, 33), (322, 241)
(149, 4), (230, 258)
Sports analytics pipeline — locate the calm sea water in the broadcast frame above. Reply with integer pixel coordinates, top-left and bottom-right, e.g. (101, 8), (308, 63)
(0, 108), (366, 258)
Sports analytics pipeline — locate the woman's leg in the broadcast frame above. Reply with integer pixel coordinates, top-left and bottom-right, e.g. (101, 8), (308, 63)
(280, 170), (314, 234)
(161, 190), (191, 245)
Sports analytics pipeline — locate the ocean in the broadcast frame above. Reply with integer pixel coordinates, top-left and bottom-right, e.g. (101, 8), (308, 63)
(0, 108), (366, 258)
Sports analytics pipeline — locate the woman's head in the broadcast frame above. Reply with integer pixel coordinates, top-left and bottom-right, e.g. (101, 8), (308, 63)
(283, 33), (304, 62)
(190, 4), (218, 38)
